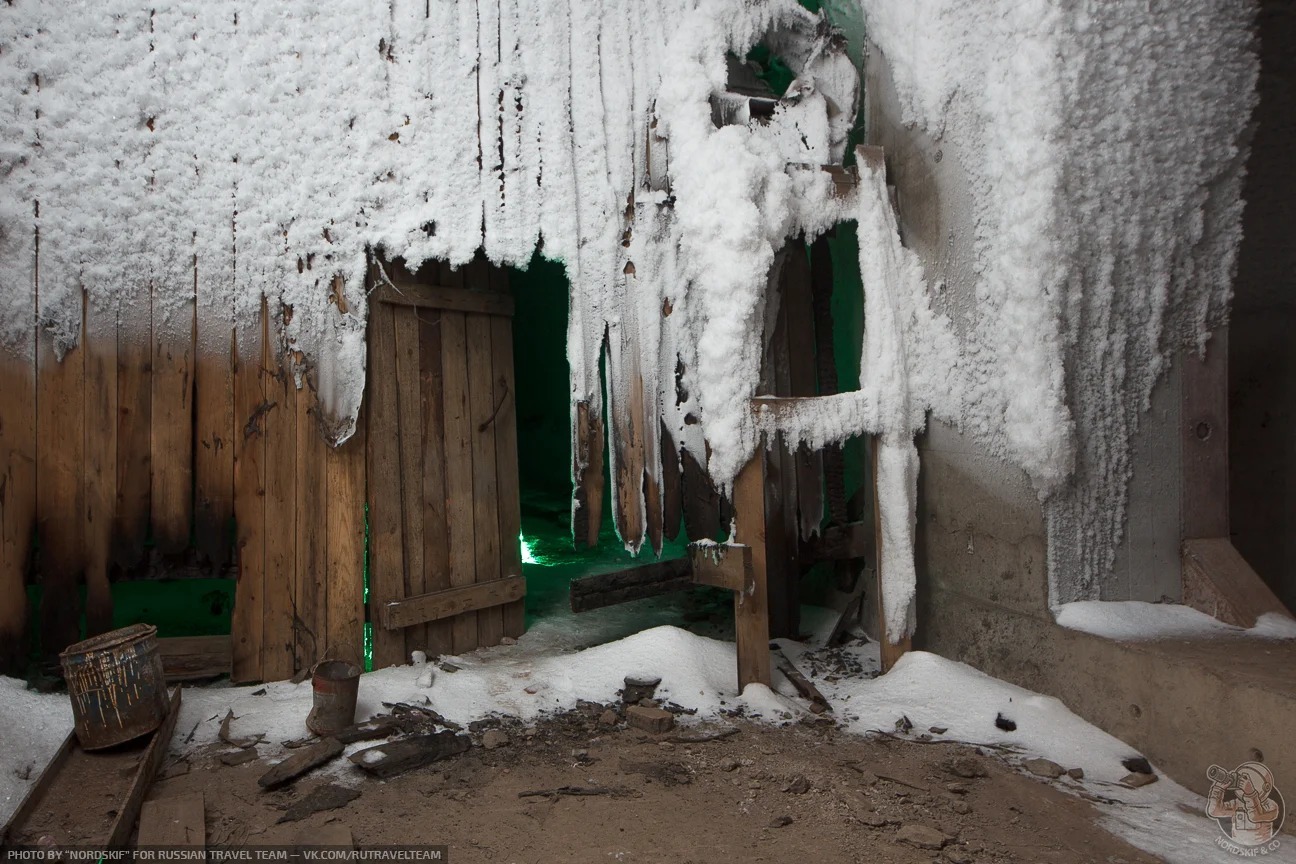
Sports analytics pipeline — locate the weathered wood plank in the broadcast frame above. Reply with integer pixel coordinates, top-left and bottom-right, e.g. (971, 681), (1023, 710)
(611, 364), (647, 552)
(393, 304), (427, 657)
(732, 451), (770, 690)
(490, 308), (525, 639)
(194, 299), (235, 573)
(808, 521), (873, 562)
(136, 793), (205, 846)
(572, 400), (605, 547)
(150, 277), (195, 554)
(1182, 538), (1292, 628)
(764, 260), (798, 640)
(809, 236), (847, 525)
(114, 287), (152, 569)
(231, 302), (267, 683)
(688, 543), (750, 592)
(1181, 329), (1229, 539)
(294, 381), (328, 672)
(660, 422), (683, 543)
(467, 309), (502, 647)
(105, 687), (182, 847)
(82, 292), (117, 636)
(262, 325), (297, 683)
(158, 634), (231, 681)
(418, 302), (453, 657)
(365, 299), (406, 670)
(783, 244), (823, 542)
(0, 231), (36, 673)
(441, 310), (478, 652)
(370, 283), (514, 317)
(680, 445), (722, 542)
(380, 576), (526, 630)
(325, 412), (366, 665)
(36, 297), (85, 657)
(569, 558), (692, 613)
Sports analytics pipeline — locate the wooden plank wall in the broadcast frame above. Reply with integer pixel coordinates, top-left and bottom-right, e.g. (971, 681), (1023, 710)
(0, 252), (368, 681)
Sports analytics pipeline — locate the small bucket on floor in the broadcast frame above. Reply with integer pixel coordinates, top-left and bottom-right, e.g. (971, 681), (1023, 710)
(60, 623), (169, 750)
(306, 658), (361, 737)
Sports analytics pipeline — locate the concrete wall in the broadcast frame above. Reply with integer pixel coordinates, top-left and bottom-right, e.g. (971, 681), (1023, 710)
(1231, 0), (1296, 609)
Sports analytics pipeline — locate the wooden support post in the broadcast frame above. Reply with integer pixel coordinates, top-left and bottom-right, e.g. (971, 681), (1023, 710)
(732, 449), (771, 691)
(873, 436), (911, 672)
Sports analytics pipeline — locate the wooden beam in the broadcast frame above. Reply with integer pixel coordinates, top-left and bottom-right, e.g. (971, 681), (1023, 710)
(732, 451), (771, 690)
(370, 283), (514, 318)
(1181, 330), (1229, 540)
(569, 558), (692, 613)
(688, 543), (750, 592)
(379, 576), (525, 631)
(1182, 538), (1292, 628)
(572, 400), (605, 547)
(158, 635), (231, 681)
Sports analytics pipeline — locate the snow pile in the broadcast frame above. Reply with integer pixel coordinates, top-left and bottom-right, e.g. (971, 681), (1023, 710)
(857, 1), (1258, 601)
(0, 676), (73, 823)
(1056, 601), (1296, 642)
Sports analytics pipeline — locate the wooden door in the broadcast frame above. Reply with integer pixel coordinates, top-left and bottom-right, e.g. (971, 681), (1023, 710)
(365, 258), (524, 669)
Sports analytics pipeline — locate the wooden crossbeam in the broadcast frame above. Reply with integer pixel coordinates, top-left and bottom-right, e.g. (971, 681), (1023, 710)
(379, 576), (525, 631)
(688, 543), (751, 592)
(569, 558), (692, 613)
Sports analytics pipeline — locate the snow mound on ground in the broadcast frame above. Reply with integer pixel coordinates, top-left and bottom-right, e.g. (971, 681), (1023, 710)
(1055, 601), (1296, 641)
(0, 677), (73, 824)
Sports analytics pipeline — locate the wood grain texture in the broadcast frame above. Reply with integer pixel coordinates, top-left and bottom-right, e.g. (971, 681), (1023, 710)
(440, 310), (478, 653)
(466, 312), (502, 647)
(150, 278), (195, 554)
(137, 793), (205, 846)
(325, 415), (366, 666)
(370, 282), (514, 317)
(393, 305), (427, 657)
(194, 311), (235, 572)
(732, 451), (771, 690)
(365, 299), (406, 670)
(573, 401), (605, 547)
(261, 327), (297, 683)
(82, 293), (117, 636)
(231, 304), (267, 683)
(681, 446), (721, 542)
(380, 576), (525, 630)
(1181, 328), (1229, 540)
(114, 285), (152, 569)
(1182, 538), (1292, 628)
(491, 310), (525, 639)
(660, 421), (682, 543)
(418, 305), (453, 657)
(294, 383), (328, 671)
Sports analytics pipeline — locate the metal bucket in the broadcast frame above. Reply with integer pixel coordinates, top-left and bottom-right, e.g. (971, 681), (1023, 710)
(306, 659), (361, 737)
(59, 623), (169, 750)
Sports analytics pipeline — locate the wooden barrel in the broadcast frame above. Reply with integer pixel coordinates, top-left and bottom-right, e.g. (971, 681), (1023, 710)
(59, 624), (169, 750)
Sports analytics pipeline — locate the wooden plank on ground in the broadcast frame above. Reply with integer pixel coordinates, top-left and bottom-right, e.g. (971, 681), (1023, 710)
(393, 304), (427, 657)
(380, 576), (525, 630)
(1182, 538), (1292, 628)
(136, 793), (205, 846)
(365, 299), (406, 670)
(158, 635), (231, 680)
(82, 292), (117, 636)
(105, 687), (182, 847)
(325, 413), (366, 665)
(114, 283), (152, 569)
(194, 298), (235, 573)
(36, 298), (85, 657)
(467, 310), (502, 647)
(441, 310), (478, 652)
(572, 400), (605, 547)
(418, 303), (453, 657)
(732, 450), (771, 690)
(569, 558), (692, 613)
(261, 321), (297, 683)
(150, 276), (195, 554)
(294, 382), (328, 672)
(231, 302), (267, 683)
(0, 229), (36, 674)
(490, 301), (525, 638)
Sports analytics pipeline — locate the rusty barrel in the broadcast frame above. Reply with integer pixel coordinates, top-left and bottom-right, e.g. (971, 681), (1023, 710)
(306, 659), (361, 737)
(59, 623), (169, 750)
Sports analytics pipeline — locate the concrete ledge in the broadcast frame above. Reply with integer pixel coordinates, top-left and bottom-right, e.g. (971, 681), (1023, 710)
(920, 586), (1296, 803)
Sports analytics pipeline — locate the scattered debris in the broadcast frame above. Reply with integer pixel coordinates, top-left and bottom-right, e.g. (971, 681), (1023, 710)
(277, 784), (361, 823)
(618, 756), (691, 786)
(219, 749), (259, 767)
(894, 715), (914, 733)
(719, 757), (741, 772)
(1067, 767), (1085, 780)
(1121, 755), (1153, 775)
(929, 726), (948, 735)
(349, 732), (471, 780)
(773, 648), (832, 714)
(783, 774), (811, 794)
(876, 772), (929, 793)
(896, 824), (950, 850)
(944, 848), (974, 864)
(1120, 771), (1159, 789)
(769, 815), (794, 828)
(219, 711), (266, 750)
(994, 713), (1017, 732)
(1022, 757), (1065, 779)
(860, 812), (893, 828)
(258, 738), (344, 790)
(436, 661), (461, 674)
(159, 758), (191, 780)
(598, 709), (620, 727)
(626, 705), (675, 734)
(951, 800), (972, 815)
(663, 726), (738, 744)
(622, 676), (662, 705)
(944, 756), (988, 779)
(517, 785), (634, 799)
(482, 729), (509, 750)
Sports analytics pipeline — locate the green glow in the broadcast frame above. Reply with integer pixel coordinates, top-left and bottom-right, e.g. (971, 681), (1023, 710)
(520, 534), (539, 564)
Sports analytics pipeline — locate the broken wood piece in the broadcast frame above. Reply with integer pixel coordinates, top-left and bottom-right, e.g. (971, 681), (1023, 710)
(277, 783), (362, 823)
(773, 648), (832, 714)
(219, 710), (266, 750)
(569, 558), (692, 613)
(688, 542), (750, 592)
(379, 576), (526, 630)
(258, 738), (344, 790)
(219, 748), (259, 767)
(663, 726), (740, 744)
(517, 785), (630, 799)
(137, 792), (205, 846)
(348, 732), (470, 780)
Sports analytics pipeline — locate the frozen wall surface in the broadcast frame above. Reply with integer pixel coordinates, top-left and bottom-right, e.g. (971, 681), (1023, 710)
(856, 0), (1258, 604)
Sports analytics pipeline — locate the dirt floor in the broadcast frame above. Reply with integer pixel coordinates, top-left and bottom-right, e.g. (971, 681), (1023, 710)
(145, 703), (1166, 864)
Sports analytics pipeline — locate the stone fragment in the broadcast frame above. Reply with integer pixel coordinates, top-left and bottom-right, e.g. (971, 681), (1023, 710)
(622, 675), (662, 705)
(1022, 757), (1065, 779)
(896, 824), (950, 850)
(482, 729), (509, 750)
(625, 704), (674, 734)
